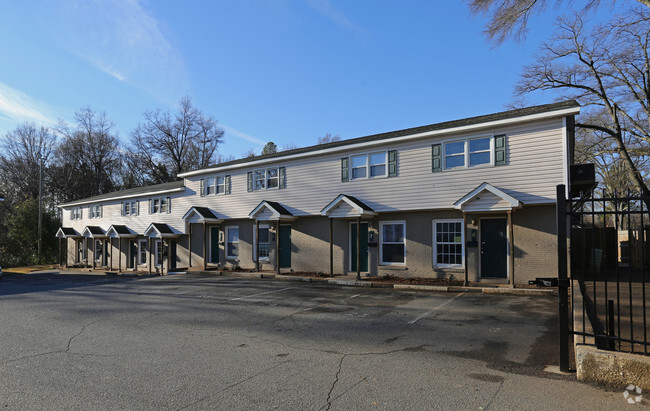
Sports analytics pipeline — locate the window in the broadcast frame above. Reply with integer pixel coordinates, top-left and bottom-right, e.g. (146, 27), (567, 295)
(249, 167), (285, 191)
(71, 207), (82, 220)
(380, 221), (406, 265)
(206, 177), (215, 195)
(94, 239), (103, 261)
(216, 176), (225, 194)
(350, 152), (387, 180)
(433, 219), (464, 267)
(226, 226), (239, 258)
(155, 239), (163, 266)
(253, 225), (270, 260)
(89, 205), (102, 219)
(123, 201), (139, 216)
(150, 197), (171, 214)
(441, 136), (492, 170)
(139, 239), (147, 265)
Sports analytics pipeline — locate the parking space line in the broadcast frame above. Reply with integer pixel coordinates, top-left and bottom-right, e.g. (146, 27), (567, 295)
(408, 292), (466, 324)
(229, 287), (295, 301)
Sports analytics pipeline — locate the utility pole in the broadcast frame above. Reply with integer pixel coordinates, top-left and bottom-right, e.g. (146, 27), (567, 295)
(38, 154), (44, 265)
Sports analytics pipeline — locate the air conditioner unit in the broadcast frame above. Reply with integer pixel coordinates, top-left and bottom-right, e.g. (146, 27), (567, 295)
(570, 163), (596, 197)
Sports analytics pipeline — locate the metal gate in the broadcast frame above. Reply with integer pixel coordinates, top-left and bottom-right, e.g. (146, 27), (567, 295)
(557, 185), (650, 371)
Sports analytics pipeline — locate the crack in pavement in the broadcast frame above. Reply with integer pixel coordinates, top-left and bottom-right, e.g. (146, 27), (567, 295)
(483, 379), (505, 411)
(324, 354), (346, 411)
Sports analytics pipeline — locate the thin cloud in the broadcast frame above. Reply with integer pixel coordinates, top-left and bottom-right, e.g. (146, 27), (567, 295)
(305, 0), (366, 35)
(0, 83), (57, 126)
(44, 0), (188, 103)
(221, 124), (267, 147)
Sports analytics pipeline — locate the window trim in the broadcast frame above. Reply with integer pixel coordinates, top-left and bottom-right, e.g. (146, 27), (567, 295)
(138, 239), (147, 265)
(441, 134), (494, 171)
(251, 167), (282, 191)
(432, 219), (465, 268)
(89, 204), (102, 219)
(226, 226), (240, 259)
(379, 220), (406, 266)
(348, 151), (388, 180)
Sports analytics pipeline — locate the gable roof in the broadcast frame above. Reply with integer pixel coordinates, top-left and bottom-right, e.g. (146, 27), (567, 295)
(182, 206), (222, 222)
(321, 194), (376, 218)
(56, 227), (81, 238)
(454, 182), (522, 212)
(106, 225), (137, 237)
(144, 223), (179, 238)
(249, 201), (295, 221)
(59, 180), (185, 208)
(179, 100), (580, 178)
(82, 226), (106, 237)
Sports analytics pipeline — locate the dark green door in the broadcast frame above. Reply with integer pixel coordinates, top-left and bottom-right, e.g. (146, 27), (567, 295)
(170, 240), (177, 269)
(103, 240), (109, 266)
(350, 222), (369, 272)
(210, 226), (219, 264)
(279, 225), (291, 268)
(129, 240), (137, 269)
(480, 218), (508, 278)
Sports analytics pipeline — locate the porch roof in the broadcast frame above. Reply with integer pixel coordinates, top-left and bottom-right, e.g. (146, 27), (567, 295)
(249, 201), (296, 221)
(106, 225), (137, 238)
(56, 227), (81, 238)
(454, 182), (522, 212)
(321, 194), (376, 218)
(82, 226), (107, 238)
(144, 223), (180, 238)
(182, 206), (223, 223)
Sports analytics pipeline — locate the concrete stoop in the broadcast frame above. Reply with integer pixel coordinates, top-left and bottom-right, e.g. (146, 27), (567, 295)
(575, 344), (650, 390)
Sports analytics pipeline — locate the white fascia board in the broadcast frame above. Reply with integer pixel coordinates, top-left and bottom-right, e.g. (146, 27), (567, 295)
(59, 187), (186, 208)
(179, 107), (581, 178)
(454, 182), (522, 210)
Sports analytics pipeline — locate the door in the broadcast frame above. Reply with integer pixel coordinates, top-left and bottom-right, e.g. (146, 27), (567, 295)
(350, 222), (369, 272)
(480, 218), (508, 278)
(155, 239), (163, 267)
(103, 240), (109, 267)
(129, 240), (137, 269)
(279, 225), (291, 268)
(170, 240), (177, 269)
(210, 227), (219, 264)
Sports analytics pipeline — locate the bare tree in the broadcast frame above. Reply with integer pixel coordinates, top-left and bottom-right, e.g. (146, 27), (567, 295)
(317, 133), (341, 144)
(0, 123), (56, 201)
(467, 0), (649, 45)
(53, 107), (121, 201)
(130, 96), (224, 183)
(516, 9), (650, 199)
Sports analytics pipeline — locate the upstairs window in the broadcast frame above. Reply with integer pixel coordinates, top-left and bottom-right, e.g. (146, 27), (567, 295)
(342, 151), (396, 182)
(71, 207), (82, 220)
(149, 197), (172, 214)
(433, 135), (506, 172)
(122, 200), (139, 216)
(89, 205), (103, 219)
(216, 176), (225, 194)
(200, 175), (230, 196)
(247, 167), (286, 192)
(206, 177), (215, 195)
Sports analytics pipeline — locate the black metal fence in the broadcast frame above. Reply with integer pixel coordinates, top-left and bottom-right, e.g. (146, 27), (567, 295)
(557, 185), (650, 370)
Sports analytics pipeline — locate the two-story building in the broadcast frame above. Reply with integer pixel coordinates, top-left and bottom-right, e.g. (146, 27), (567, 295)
(57, 100), (579, 285)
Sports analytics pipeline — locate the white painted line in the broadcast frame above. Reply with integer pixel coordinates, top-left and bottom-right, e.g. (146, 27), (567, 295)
(408, 292), (466, 324)
(348, 293), (362, 299)
(229, 287), (295, 301)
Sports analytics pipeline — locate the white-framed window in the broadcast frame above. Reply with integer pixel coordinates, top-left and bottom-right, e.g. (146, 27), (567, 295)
(150, 197), (171, 214)
(138, 239), (147, 265)
(226, 226), (239, 258)
(253, 168), (281, 190)
(94, 239), (103, 262)
(266, 168), (279, 189)
(253, 224), (270, 260)
(216, 176), (226, 194)
(380, 221), (406, 265)
(206, 177), (215, 195)
(443, 136), (492, 170)
(155, 239), (163, 266)
(254, 169), (266, 190)
(350, 152), (387, 180)
(123, 200), (139, 216)
(71, 207), (82, 220)
(433, 219), (464, 267)
(89, 205), (102, 219)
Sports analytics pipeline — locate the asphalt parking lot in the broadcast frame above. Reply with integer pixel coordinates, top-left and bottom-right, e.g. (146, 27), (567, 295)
(0, 271), (627, 410)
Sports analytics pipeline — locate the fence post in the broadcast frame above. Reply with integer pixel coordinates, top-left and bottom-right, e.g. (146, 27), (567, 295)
(557, 184), (570, 372)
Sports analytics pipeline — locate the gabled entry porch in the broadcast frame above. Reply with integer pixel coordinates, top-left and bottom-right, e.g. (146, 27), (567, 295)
(81, 226), (108, 269)
(249, 201), (295, 274)
(105, 225), (137, 272)
(182, 206), (223, 270)
(143, 223), (181, 275)
(55, 227), (81, 267)
(321, 194), (376, 280)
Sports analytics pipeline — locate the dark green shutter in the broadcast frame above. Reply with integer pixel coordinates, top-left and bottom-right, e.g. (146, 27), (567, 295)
(225, 175), (231, 194)
(388, 150), (397, 177)
(341, 158), (349, 182)
(494, 135), (506, 166)
(431, 144), (442, 172)
(167, 197), (172, 213)
(279, 167), (286, 189)
(200, 179), (205, 197)
(148, 199), (152, 214)
(247, 172), (253, 192)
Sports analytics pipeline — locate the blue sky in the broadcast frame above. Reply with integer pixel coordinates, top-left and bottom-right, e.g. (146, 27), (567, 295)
(0, 0), (621, 159)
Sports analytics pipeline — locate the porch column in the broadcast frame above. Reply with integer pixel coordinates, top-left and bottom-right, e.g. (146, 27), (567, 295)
(118, 238), (122, 273)
(58, 237), (62, 267)
(463, 213), (469, 286)
(148, 237), (152, 275)
(203, 222), (207, 270)
(255, 220), (260, 271)
(92, 239), (96, 270)
(356, 216), (361, 281)
(276, 221), (280, 275)
(167, 240), (171, 275)
(85, 237), (89, 268)
(110, 238), (113, 270)
(329, 218), (333, 276)
(188, 224), (192, 268)
(508, 210), (515, 288)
